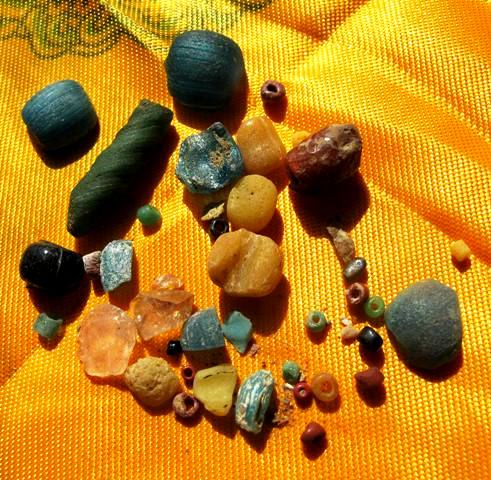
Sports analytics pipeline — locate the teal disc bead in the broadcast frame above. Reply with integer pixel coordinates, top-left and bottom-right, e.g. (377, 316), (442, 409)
(363, 296), (385, 319)
(165, 30), (245, 110)
(305, 310), (329, 333)
(22, 80), (98, 151)
(282, 360), (301, 384)
(137, 205), (162, 227)
(33, 313), (63, 339)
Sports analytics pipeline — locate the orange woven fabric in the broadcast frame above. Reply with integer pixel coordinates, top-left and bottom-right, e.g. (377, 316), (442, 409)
(0, 1), (490, 479)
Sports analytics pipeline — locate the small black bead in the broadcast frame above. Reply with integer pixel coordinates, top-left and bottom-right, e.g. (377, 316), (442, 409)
(343, 257), (367, 281)
(19, 241), (85, 293)
(209, 218), (229, 240)
(358, 326), (383, 351)
(166, 340), (182, 356)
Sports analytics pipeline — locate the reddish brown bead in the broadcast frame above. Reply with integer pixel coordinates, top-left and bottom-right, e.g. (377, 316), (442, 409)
(181, 365), (196, 383)
(293, 382), (313, 404)
(260, 80), (286, 103)
(172, 392), (201, 418)
(301, 422), (326, 446)
(346, 282), (369, 307)
(354, 367), (384, 389)
(286, 124), (362, 192)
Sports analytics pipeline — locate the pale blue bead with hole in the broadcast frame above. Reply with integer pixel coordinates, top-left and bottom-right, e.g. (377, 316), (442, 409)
(22, 79), (98, 151)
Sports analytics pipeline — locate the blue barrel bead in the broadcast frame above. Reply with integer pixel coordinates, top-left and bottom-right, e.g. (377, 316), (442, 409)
(20, 241), (85, 293)
(165, 30), (245, 110)
(235, 370), (274, 434)
(22, 80), (98, 151)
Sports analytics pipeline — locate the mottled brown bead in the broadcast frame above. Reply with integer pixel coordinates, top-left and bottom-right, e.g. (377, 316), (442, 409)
(286, 124), (362, 192)
(354, 366), (384, 389)
(300, 422), (326, 446)
(346, 282), (370, 306)
(172, 392), (201, 419)
(260, 80), (286, 103)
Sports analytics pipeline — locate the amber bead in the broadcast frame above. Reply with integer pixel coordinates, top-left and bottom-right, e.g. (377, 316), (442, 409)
(346, 282), (369, 307)
(236, 116), (286, 175)
(311, 373), (339, 403)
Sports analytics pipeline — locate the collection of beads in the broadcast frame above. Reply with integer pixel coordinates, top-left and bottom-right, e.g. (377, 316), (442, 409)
(20, 29), (464, 455)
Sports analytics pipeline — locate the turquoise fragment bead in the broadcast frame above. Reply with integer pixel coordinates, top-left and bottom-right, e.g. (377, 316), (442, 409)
(235, 370), (274, 434)
(305, 310), (329, 333)
(363, 296), (385, 319)
(136, 205), (162, 227)
(222, 311), (252, 354)
(165, 30), (245, 110)
(385, 279), (462, 370)
(100, 240), (133, 292)
(22, 80), (98, 151)
(181, 307), (225, 352)
(282, 360), (301, 384)
(33, 313), (63, 339)
(176, 122), (244, 194)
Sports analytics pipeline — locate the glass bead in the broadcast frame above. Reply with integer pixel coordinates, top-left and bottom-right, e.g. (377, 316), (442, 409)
(282, 360), (301, 384)
(293, 382), (313, 404)
(363, 296), (385, 319)
(305, 310), (329, 333)
(137, 204), (162, 227)
(358, 326), (383, 351)
(311, 372), (339, 403)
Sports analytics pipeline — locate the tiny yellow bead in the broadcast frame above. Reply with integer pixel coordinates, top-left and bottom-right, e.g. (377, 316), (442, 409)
(450, 240), (471, 262)
(291, 130), (310, 147)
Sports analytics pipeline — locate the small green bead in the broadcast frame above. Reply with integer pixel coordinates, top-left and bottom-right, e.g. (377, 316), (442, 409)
(305, 310), (329, 333)
(33, 313), (63, 339)
(137, 204), (162, 227)
(364, 296), (385, 319)
(282, 360), (301, 384)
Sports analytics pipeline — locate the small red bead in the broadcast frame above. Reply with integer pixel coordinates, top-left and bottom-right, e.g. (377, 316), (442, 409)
(260, 80), (286, 103)
(346, 282), (369, 307)
(181, 365), (195, 383)
(293, 381), (313, 404)
(301, 422), (326, 446)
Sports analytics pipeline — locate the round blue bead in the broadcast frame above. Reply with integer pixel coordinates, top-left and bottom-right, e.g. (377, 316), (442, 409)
(21, 80), (98, 151)
(165, 30), (245, 110)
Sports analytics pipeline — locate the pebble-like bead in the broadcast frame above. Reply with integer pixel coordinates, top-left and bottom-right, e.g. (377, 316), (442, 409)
(301, 422), (326, 446)
(363, 296), (385, 319)
(343, 257), (367, 281)
(235, 370), (275, 434)
(354, 367), (384, 389)
(165, 30), (245, 110)
(282, 360), (301, 384)
(181, 365), (196, 384)
(293, 382), (313, 404)
(305, 310), (329, 333)
(33, 313), (63, 339)
(176, 122), (244, 194)
(22, 80), (98, 151)
(166, 340), (182, 356)
(311, 373), (339, 403)
(226, 175), (278, 232)
(286, 124), (362, 192)
(450, 240), (471, 262)
(207, 229), (283, 297)
(358, 326), (383, 351)
(20, 241), (85, 293)
(346, 282), (370, 307)
(172, 392), (201, 419)
(260, 80), (286, 103)
(235, 116), (286, 175)
(100, 240), (133, 293)
(137, 205), (162, 227)
(209, 218), (229, 240)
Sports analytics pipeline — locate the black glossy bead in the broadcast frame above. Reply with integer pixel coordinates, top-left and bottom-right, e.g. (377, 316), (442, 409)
(19, 241), (85, 293)
(209, 218), (229, 240)
(358, 326), (383, 351)
(343, 257), (367, 281)
(166, 340), (182, 356)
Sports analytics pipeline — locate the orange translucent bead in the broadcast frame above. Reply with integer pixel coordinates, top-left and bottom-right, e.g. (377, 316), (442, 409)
(236, 116), (286, 175)
(311, 372), (339, 403)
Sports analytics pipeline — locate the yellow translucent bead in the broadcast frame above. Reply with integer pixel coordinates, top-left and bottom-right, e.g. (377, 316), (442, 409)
(193, 364), (237, 416)
(450, 240), (471, 262)
(236, 116), (286, 175)
(227, 174), (278, 232)
(291, 130), (310, 147)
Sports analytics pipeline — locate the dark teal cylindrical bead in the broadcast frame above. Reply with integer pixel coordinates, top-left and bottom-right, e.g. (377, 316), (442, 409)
(165, 30), (245, 110)
(22, 80), (98, 151)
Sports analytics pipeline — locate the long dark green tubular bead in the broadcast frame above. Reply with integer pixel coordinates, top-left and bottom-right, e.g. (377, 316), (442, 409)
(67, 100), (173, 237)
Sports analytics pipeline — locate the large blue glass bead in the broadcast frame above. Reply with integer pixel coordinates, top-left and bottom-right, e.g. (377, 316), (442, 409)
(165, 30), (245, 110)
(180, 307), (225, 352)
(21, 80), (98, 151)
(175, 122), (244, 194)
(19, 241), (85, 293)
